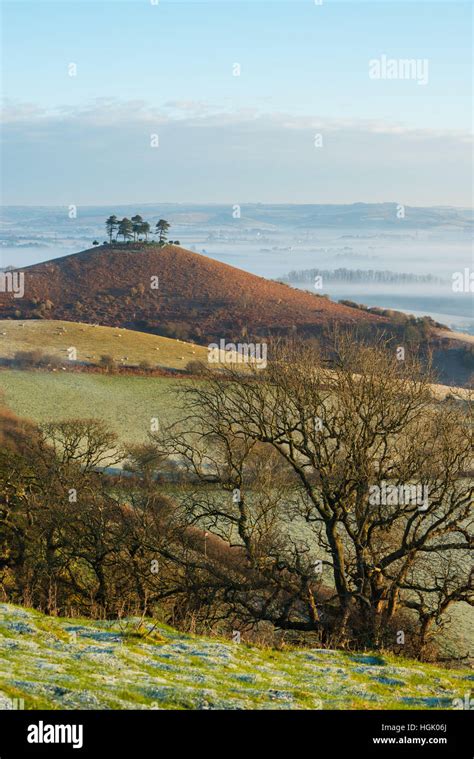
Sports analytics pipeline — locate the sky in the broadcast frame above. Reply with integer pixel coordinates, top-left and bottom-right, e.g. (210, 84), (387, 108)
(1, 0), (472, 205)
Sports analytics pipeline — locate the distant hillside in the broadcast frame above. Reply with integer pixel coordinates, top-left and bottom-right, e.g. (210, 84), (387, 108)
(0, 603), (471, 710)
(2, 204), (471, 246)
(0, 244), (383, 343)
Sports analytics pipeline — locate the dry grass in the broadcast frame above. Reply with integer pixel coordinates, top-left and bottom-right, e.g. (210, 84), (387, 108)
(0, 320), (208, 369)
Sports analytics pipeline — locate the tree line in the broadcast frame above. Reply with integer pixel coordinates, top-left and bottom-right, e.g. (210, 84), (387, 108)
(285, 268), (442, 284)
(104, 215), (178, 246)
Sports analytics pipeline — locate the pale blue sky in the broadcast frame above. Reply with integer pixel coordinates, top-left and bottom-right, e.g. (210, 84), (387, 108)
(1, 1), (472, 204)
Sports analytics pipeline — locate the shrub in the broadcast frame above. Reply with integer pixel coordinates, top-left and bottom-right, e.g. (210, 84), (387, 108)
(185, 360), (206, 375)
(99, 354), (116, 372)
(339, 299), (364, 310)
(162, 321), (191, 341)
(13, 351), (61, 369)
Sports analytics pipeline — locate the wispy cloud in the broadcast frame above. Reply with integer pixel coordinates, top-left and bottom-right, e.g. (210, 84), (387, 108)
(2, 98), (472, 144)
(1, 99), (471, 205)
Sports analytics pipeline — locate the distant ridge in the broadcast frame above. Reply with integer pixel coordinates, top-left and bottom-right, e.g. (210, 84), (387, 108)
(0, 244), (383, 343)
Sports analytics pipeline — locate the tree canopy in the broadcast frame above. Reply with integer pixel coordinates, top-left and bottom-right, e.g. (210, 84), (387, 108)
(104, 214), (171, 245)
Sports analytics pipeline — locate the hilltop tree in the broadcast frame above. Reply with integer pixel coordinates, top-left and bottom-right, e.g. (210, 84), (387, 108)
(118, 217), (133, 243)
(155, 219), (171, 246)
(131, 215), (144, 242)
(105, 214), (163, 246)
(105, 215), (118, 244)
(140, 221), (151, 242)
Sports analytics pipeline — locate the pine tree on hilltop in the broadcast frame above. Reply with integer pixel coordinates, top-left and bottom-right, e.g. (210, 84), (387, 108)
(155, 219), (170, 246)
(140, 221), (151, 242)
(105, 215), (118, 244)
(131, 215), (144, 242)
(118, 217), (133, 243)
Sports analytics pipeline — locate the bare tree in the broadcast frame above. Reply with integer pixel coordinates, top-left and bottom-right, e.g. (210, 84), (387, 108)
(156, 333), (473, 654)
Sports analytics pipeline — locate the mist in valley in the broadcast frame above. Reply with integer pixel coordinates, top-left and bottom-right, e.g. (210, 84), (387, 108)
(2, 204), (472, 334)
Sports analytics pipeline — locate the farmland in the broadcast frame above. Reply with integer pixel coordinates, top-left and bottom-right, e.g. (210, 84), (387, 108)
(0, 320), (207, 369)
(0, 363), (469, 450)
(0, 370), (180, 446)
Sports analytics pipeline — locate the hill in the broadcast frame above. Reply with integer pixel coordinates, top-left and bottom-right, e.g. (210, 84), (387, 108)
(0, 244), (383, 343)
(0, 319), (207, 369)
(0, 603), (470, 710)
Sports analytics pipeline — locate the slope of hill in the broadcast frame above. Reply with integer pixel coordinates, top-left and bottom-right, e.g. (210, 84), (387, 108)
(0, 244), (383, 343)
(1, 367), (471, 455)
(0, 370), (177, 447)
(0, 320), (207, 369)
(0, 604), (470, 710)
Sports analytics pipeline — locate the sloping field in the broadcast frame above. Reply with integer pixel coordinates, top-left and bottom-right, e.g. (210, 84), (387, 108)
(0, 319), (207, 369)
(0, 604), (471, 710)
(0, 370), (178, 446)
(0, 366), (470, 449)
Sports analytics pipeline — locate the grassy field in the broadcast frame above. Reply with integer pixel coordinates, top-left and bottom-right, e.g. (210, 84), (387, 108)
(0, 361), (470, 451)
(0, 370), (181, 446)
(0, 360), (470, 450)
(0, 320), (207, 369)
(0, 603), (471, 710)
